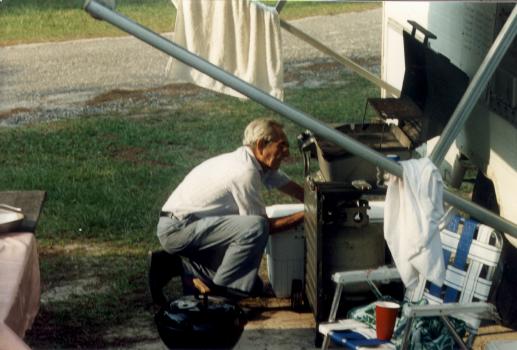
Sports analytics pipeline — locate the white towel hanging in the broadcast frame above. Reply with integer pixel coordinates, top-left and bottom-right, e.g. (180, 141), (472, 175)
(167, 0), (284, 100)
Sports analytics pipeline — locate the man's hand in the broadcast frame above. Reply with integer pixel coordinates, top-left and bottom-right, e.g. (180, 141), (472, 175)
(269, 210), (304, 234)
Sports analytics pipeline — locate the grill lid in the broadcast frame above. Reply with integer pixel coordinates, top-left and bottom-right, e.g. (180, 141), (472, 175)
(368, 21), (470, 146)
(315, 123), (413, 161)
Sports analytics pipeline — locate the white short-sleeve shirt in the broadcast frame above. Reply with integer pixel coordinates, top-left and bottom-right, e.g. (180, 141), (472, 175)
(162, 146), (290, 219)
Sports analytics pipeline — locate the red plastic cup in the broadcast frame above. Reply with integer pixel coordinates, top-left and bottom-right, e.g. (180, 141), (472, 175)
(375, 301), (400, 340)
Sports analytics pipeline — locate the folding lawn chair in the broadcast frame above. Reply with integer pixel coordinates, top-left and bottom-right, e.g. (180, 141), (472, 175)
(319, 214), (503, 350)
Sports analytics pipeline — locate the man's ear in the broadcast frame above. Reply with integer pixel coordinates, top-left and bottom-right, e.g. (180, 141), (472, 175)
(256, 139), (267, 154)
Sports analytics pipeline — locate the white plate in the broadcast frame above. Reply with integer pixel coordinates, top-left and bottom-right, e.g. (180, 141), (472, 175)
(0, 210), (24, 233)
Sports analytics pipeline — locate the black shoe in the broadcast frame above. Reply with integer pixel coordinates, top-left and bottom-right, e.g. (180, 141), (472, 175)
(148, 250), (183, 306)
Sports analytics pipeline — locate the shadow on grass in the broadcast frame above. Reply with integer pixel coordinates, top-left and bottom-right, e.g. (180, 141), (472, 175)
(25, 252), (171, 349)
(27, 301), (156, 348)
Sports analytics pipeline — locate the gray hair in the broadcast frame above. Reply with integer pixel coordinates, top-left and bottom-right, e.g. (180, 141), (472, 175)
(242, 118), (284, 147)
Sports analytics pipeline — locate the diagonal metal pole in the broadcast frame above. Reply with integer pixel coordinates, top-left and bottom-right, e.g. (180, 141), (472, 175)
(273, 0), (399, 96)
(275, 0), (287, 13)
(83, 0), (517, 239)
(279, 19), (401, 97)
(430, 5), (517, 165)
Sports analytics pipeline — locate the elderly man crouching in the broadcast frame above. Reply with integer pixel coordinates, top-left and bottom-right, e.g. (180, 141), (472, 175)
(149, 118), (304, 305)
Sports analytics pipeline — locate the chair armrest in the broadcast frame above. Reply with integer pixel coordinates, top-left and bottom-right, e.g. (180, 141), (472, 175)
(318, 319), (370, 336)
(332, 266), (400, 286)
(403, 302), (499, 320)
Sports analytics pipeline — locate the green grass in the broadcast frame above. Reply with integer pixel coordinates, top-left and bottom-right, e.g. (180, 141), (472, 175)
(0, 0), (380, 46)
(1, 71), (379, 347)
(0, 0), (176, 46)
(2, 77), (377, 245)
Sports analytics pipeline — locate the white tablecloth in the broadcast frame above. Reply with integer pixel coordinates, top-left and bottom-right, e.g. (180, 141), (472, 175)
(0, 232), (40, 350)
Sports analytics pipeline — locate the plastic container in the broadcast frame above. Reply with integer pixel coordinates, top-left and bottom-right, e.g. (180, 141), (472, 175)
(375, 301), (400, 340)
(265, 204), (305, 298)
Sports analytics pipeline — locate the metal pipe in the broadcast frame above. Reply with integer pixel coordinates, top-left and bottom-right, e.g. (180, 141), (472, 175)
(321, 335), (331, 350)
(440, 315), (469, 350)
(328, 284), (343, 322)
(279, 19), (401, 97)
(83, 0), (517, 239)
(430, 5), (517, 164)
(275, 0), (287, 13)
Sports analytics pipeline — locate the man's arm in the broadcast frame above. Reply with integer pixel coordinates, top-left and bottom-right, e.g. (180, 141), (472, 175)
(278, 181), (304, 202)
(269, 210), (304, 234)
(267, 180), (304, 234)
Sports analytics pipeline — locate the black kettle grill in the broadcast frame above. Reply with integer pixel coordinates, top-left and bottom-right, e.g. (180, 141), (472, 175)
(155, 295), (246, 349)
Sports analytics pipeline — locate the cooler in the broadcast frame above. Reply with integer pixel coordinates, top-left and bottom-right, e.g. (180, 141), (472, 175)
(265, 204), (305, 298)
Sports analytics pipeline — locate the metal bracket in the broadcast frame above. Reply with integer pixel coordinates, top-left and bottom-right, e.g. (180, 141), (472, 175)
(407, 20), (437, 47)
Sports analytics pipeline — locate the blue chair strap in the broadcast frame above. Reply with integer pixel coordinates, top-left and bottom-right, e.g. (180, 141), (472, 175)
(444, 217), (477, 302)
(428, 215), (462, 297)
(329, 330), (390, 349)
